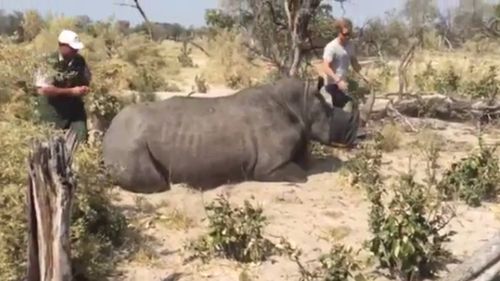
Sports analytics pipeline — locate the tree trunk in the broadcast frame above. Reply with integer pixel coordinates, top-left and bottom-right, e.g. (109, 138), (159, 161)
(133, 0), (154, 40)
(398, 41), (418, 96)
(26, 130), (79, 281)
(288, 33), (302, 77)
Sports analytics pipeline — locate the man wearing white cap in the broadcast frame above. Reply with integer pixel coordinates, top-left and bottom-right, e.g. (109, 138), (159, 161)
(34, 29), (91, 142)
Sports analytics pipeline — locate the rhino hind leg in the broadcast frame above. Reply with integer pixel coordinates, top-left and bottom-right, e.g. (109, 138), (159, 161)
(292, 143), (310, 170)
(106, 144), (171, 194)
(254, 162), (307, 183)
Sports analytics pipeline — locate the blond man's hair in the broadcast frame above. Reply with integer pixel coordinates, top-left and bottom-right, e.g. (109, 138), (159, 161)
(333, 17), (353, 35)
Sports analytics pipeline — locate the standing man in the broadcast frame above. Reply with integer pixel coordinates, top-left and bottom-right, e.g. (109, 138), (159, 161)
(321, 18), (370, 113)
(34, 29), (91, 142)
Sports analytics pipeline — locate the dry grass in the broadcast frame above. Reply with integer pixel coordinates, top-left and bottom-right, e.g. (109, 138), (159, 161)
(379, 123), (403, 152)
(361, 48), (500, 93)
(200, 30), (268, 88)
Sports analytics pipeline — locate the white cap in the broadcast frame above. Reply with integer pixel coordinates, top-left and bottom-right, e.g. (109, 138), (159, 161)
(57, 29), (84, 50)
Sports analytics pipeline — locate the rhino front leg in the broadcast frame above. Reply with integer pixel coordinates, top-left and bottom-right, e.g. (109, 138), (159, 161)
(254, 162), (307, 183)
(293, 143), (310, 170)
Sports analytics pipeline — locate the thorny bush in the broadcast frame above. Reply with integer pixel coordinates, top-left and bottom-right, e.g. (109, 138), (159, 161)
(185, 194), (278, 263)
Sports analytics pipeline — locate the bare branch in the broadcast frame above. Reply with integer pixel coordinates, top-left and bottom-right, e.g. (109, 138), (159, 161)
(115, 0), (154, 40)
(263, 1), (288, 31)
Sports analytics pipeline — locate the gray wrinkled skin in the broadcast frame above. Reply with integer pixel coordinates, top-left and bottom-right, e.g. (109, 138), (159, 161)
(102, 77), (336, 193)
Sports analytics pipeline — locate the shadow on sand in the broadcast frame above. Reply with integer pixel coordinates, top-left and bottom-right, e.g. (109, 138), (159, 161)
(307, 154), (344, 175)
(175, 154), (345, 191)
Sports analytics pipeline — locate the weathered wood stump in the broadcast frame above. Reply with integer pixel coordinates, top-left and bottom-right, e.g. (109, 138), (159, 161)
(25, 130), (79, 281)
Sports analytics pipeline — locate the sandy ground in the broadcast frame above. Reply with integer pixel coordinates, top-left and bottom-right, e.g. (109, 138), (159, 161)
(106, 82), (500, 281)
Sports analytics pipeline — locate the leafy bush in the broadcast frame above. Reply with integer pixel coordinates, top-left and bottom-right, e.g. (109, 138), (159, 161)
(185, 194), (278, 263)
(0, 117), (129, 281)
(414, 62), (499, 99)
(414, 62), (438, 92)
(462, 65), (499, 100)
(86, 91), (124, 121)
(344, 134), (384, 190)
(414, 62), (461, 94)
(346, 136), (456, 281)
(433, 65), (461, 95)
(282, 241), (367, 281)
(437, 135), (500, 207)
(366, 171), (456, 281)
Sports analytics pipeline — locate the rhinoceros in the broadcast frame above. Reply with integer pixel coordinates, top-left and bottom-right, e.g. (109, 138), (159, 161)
(102, 77), (360, 193)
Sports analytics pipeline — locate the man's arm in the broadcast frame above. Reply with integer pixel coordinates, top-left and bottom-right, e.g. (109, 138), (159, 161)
(34, 69), (79, 97)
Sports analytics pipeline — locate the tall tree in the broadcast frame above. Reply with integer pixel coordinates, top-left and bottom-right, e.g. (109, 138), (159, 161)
(219, 0), (323, 77)
(402, 0), (439, 43)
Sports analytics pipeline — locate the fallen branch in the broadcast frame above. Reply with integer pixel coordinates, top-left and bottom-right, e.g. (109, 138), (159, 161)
(369, 93), (500, 124)
(25, 130), (79, 281)
(386, 101), (418, 132)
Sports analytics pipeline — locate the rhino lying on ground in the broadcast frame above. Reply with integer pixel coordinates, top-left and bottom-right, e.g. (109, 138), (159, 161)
(102, 77), (360, 193)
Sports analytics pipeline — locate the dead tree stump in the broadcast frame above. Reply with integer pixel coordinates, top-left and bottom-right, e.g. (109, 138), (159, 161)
(25, 130), (79, 281)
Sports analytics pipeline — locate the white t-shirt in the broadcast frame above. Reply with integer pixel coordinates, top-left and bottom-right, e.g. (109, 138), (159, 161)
(322, 38), (355, 85)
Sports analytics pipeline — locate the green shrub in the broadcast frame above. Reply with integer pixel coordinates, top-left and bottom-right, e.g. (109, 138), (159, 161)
(344, 133), (384, 190)
(366, 171), (456, 281)
(346, 136), (456, 281)
(0, 117), (129, 281)
(414, 62), (438, 92)
(414, 62), (461, 95)
(462, 65), (499, 100)
(437, 135), (500, 207)
(284, 242), (367, 281)
(433, 65), (461, 95)
(185, 194), (278, 263)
